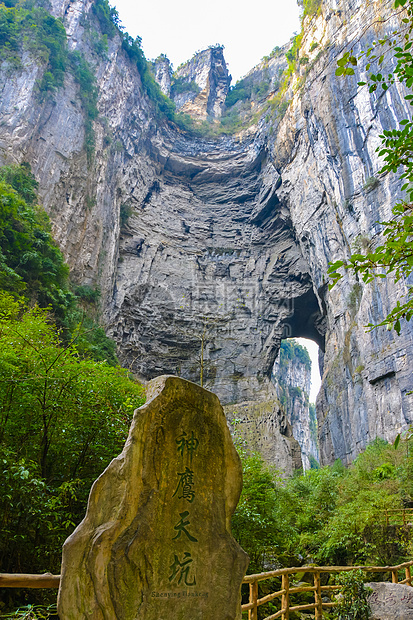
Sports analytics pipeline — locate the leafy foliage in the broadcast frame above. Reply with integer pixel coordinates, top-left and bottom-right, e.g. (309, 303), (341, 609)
(329, 0), (413, 333)
(0, 292), (144, 581)
(91, 0), (120, 38)
(0, 2), (67, 94)
(298, 0), (323, 20)
(0, 163), (118, 364)
(0, 1), (99, 160)
(170, 77), (200, 97)
(0, 165), (73, 319)
(225, 78), (252, 107)
(231, 450), (294, 572)
(285, 32), (303, 74)
(121, 34), (176, 120)
(0, 604), (57, 619)
(0, 164), (145, 610)
(332, 569), (372, 619)
(232, 438), (412, 574)
(0, 162), (38, 205)
(279, 339), (311, 371)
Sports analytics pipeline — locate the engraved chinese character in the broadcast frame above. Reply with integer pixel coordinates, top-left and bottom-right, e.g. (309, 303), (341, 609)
(173, 467), (195, 503)
(186, 431), (199, 460)
(168, 552), (196, 586)
(173, 510), (198, 542)
(176, 430), (199, 461)
(176, 431), (187, 457)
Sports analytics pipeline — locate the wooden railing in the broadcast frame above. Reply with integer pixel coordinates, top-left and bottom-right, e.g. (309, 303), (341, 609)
(385, 508), (413, 526)
(0, 573), (60, 588)
(1, 560), (413, 619)
(241, 560), (413, 620)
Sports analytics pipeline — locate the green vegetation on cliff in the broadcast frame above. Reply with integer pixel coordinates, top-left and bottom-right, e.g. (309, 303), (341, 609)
(0, 1), (99, 159)
(0, 164), (73, 319)
(0, 162), (120, 361)
(329, 0), (413, 334)
(0, 0), (67, 93)
(279, 339), (311, 372)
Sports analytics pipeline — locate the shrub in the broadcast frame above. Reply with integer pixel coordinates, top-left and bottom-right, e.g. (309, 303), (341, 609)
(363, 176), (380, 192)
(170, 77), (200, 97)
(91, 0), (119, 38)
(225, 79), (252, 107)
(0, 3), (68, 94)
(332, 569), (372, 619)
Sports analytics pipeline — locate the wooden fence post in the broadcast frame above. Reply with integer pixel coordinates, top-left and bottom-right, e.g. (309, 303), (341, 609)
(314, 571), (323, 620)
(249, 580), (258, 620)
(406, 566), (412, 586)
(281, 573), (290, 620)
(392, 570), (399, 584)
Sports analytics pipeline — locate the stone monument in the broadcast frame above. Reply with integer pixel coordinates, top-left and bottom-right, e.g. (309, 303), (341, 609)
(367, 582), (413, 620)
(57, 375), (249, 620)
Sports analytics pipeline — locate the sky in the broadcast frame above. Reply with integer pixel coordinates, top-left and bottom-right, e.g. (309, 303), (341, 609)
(296, 338), (321, 403)
(112, 0), (301, 83)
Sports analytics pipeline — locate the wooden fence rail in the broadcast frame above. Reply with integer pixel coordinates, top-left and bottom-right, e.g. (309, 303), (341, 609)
(241, 560), (413, 620)
(385, 508), (413, 526)
(0, 574), (60, 589)
(1, 560), (413, 619)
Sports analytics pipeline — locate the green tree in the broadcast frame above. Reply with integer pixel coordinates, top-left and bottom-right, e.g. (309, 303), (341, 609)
(332, 569), (372, 620)
(328, 0), (413, 334)
(0, 164), (118, 364)
(0, 292), (144, 578)
(231, 449), (295, 572)
(0, 167), (74, 318)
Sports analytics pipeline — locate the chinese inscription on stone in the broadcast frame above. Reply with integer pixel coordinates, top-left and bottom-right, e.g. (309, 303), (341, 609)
(58, 375), (249, 620)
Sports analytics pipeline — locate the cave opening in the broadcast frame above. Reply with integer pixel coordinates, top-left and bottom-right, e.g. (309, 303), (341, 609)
(272, 337), (321, 470)
(269, 282), (325, 470)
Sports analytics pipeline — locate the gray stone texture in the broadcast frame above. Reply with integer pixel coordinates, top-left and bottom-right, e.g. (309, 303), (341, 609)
(367, 582), (413, 620)
(224, 397), (302, 473)
(57, 376), (248, 620)
(0, 0), (412, 471)
(272, 344), (319, 470)
(171, 46), (231, 118)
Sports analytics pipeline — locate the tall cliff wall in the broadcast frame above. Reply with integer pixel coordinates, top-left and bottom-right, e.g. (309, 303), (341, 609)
(262, 0), (413, 465)
(0, 0), (412, 471)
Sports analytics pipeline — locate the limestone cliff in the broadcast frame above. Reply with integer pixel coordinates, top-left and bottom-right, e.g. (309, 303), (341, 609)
(0, 0), (412, 472)
(151, 47), (231, 120)
(152, 55), (172, 97)
(169, 46), (231, 119)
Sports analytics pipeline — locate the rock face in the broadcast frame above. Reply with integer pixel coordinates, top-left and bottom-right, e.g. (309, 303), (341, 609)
(152, 55), (171, 97)
(57, 376), (248, 620)
(221, 43), (289, 125)
(1, 0), (413, 470)
(272, 0), (413, 465)
(367, 582), (413, 620)
(170, 46), (231, 119)
(224, 397), (302, 473)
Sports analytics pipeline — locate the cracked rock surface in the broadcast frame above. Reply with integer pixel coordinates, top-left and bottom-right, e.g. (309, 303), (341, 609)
(0, 0), (412, 471)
